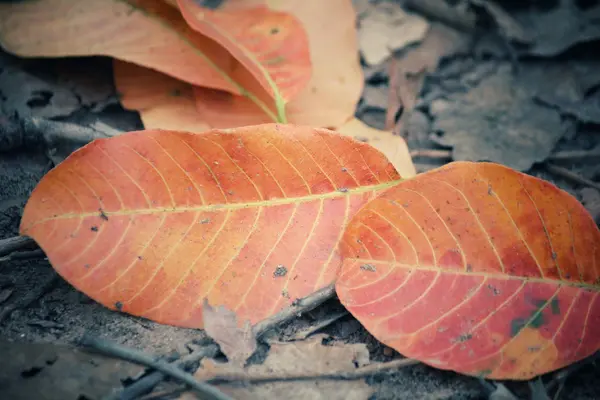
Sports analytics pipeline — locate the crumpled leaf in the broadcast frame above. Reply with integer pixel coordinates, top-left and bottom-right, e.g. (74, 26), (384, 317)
(431, 63), (565, 171)
(514, 1), (600, 57)
(182, 334), (373, 400)
(357, 1), (429, 66)
(336, 161), (600, 380)
(19, 124), (401, 328)
(337, 118), (416, 179)
(202, 299), (257, 367)
(113, 60), (211, 133)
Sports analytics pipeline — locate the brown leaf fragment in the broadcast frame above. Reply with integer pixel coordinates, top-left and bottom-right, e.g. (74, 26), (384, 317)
(186, 334), (374, 400)
(202, 299), (257, 368)
(358, 2), (428, 66)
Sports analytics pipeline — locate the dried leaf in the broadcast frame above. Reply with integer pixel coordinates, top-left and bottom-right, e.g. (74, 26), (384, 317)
(0, 0), (312, 123)
(514, 1), (600, 57)
(19, 124), (401, 328)
(0, 0), (238, 93)
(183, 334), (374, 400)
(113, 60), (211, 133)
(177, 0), (311, 103)
(191, 0), (363, 129)
(337, 118), (416, 179)
(358, 2), (429, 66)
(202, 299), (257, 367)
(336, 161), (600, 380)
(431, 64), (565, 171)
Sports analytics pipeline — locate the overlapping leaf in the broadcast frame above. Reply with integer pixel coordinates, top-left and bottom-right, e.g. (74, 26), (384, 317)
(336, 162), (600, 380)
(0, 0), (311, 122)
(177, 0), (311, 103)
(20, 124), (402, 328)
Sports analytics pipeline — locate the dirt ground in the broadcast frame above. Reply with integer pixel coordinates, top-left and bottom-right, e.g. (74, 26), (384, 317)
(1, 0), (600, 399)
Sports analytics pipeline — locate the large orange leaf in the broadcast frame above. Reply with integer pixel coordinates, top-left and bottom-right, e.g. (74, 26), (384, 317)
(336, 162), (600, 380)
(190, 0), (363, 128)
(0, 0), (311, 121)
(20, 124), (401, 328)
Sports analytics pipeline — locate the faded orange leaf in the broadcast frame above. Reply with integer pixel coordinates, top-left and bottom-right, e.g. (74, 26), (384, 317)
(336, 161), (600, 380)
(20, 124), (401, 328)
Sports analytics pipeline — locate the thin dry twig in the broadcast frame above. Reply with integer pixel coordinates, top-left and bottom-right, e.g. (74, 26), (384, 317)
(109, 344), (220, 400)
(0, 249), (46, 264)
(290, 310), (350, 341)
(545, 164), (600, 191)
(252, 283), (336, 338)
(0, 272), (58, 324)
(80, 335), (231, 400)
(206, 357), (419, 383)
(0, 236), (37, 257)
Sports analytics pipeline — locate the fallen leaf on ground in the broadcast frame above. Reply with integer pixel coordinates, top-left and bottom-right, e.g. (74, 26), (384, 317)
(202, 299), (257, 367)
(0, 339), (143, 400)
(19, 124), (401, 328)
(113, 60), (211, 133)
(470, 0), (532, 43)
(338, 118), (416, 178)
(392, 22), (471, 118)
(181, 334), (373, 400)
(513, 1), (600, 57)
(430, 63), (565, 171)
(357, 1), (429, 66)
(177, 0), (311, 103)
(191, 0), (363, 128)
(337, 161), (600, 380)
(0, 0), (240, 93)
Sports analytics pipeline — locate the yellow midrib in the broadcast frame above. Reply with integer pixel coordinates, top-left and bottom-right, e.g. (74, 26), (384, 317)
(346, 259), (600, 291)
(34, 180), (402, 222)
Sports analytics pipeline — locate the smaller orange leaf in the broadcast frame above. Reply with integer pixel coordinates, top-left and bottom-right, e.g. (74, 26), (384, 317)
(177, 0), (311, 103)
(337, 161), (600, 380)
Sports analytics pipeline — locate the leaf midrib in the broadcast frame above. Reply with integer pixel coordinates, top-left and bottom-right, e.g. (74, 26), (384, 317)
(31, 180), (402, 222)
(348, 259), (600, 291)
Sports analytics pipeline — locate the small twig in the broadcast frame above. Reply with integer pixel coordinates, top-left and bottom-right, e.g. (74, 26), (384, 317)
(80, 335), (231, 400)
(0, 249), (46, 264)
(410, 149), (453, 160)
(385, 58), (401, 131)
(545, 164), (600, 191)
(290, 310), (349, 341)
(0, 272), (58, 324)
(548, 149), (600, 162)
(252, 283), (336, 338)
(205, 357), (419, 383)
(110, 344), (219, 400)
(0, 236), (37, 257)
(408, 148), (600, 163)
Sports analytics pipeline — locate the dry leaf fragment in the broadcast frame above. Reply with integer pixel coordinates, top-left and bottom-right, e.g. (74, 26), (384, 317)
(338, 118), (416, 178)
(358, 2), (429, 66)
(202, 299), (257, 367)
(184, 334), (374, 400)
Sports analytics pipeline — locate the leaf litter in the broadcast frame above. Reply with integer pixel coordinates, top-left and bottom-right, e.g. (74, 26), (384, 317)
(1, 0), (600, 399)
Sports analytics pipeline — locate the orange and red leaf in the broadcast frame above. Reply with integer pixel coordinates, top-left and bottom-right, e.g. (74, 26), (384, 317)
(336, 161), (600, 380)
(20, 124), (401, 328)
